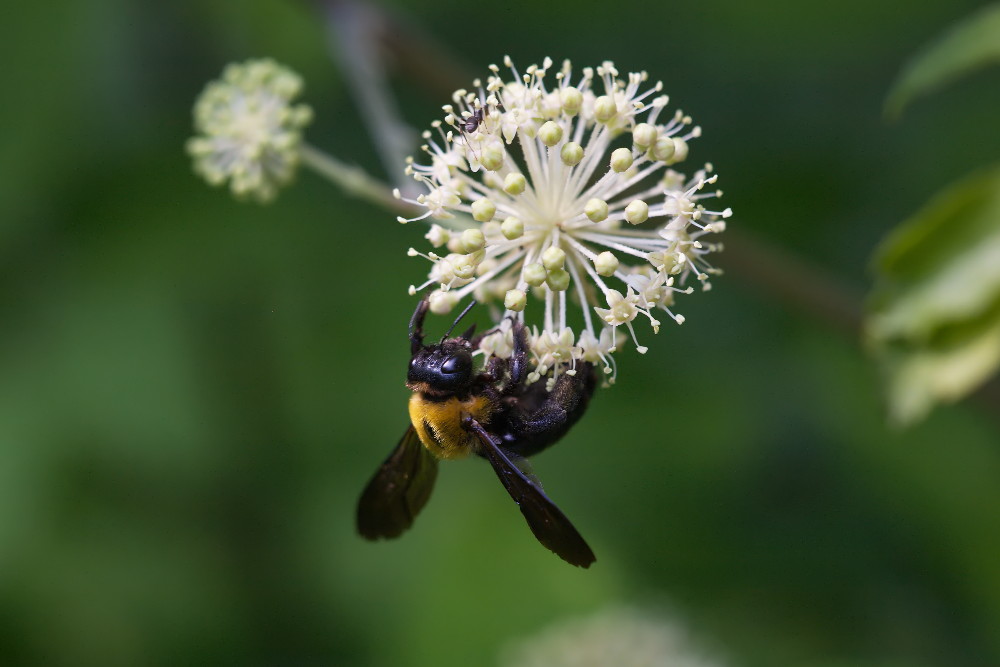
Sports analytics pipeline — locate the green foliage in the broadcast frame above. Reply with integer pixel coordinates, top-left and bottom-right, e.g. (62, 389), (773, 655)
(870, 3), (1000, 425)
(867, 168), (1000, 425)
(885, 3), (1000, 119)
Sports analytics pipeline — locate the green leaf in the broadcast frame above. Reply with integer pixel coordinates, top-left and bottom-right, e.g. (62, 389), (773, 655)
(866, 166), (1000, 425)
(885, 3), (1000, 119)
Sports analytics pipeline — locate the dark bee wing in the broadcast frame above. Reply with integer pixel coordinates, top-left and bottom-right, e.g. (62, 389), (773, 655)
(357, 426), (439, 540)
(466, 419), (596, 568)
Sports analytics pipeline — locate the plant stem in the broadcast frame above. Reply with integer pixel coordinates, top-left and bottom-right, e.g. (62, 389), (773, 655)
(299, 143), (416, 215)
(718, 228), (863, 337)
(315, 0), (416, 195)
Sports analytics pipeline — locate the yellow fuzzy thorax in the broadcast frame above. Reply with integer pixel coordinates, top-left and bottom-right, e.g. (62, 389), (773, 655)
(408, 393), (494, 460)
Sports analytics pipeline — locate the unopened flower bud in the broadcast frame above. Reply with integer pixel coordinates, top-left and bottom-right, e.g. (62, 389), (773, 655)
(561, 87), (583, 115)
(594, 95), (617, 123)
(595, 251), (618, 276)
(480, 145), (504, 171)
(650, 136), (675, 162)
(610, 148), (633, 173)
(561, 142), (584, 166)
(504, 289), (527, 311)
(542, 246), (566, 270)
(625, 200), (649, 224)
(501, 216), (524, 240)
(460, 228), (486, 252)
(585, 198), (609, 222)
(471, 198), (496, 222)
(523, 263), (547, 286)
(504, 173), (526, 195)
(632, 123), (658, 149)
(667, 138), (688, 164)
(546, 268), (570, 291)
(428, 290), (457, 314)
(538, 121), (564, 147)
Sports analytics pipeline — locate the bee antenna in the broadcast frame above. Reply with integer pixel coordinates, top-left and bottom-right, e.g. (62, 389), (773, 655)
(441, 300), (477, 341)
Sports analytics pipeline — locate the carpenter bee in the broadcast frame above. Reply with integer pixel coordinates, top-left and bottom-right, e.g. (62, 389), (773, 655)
(356, 298), (597, 567)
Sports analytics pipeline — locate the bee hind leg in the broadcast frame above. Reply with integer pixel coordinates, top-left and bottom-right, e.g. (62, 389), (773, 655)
(504, 317), (530, 393)
(503, 363), (597, 458)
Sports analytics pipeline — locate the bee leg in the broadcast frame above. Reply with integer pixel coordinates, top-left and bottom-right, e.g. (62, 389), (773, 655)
(504, 317), (530, 393)
(408, 297), (430, 354)
(474, 317), (528, 388)
(480, 355), (509, 385)
(503, 363), (597, 458)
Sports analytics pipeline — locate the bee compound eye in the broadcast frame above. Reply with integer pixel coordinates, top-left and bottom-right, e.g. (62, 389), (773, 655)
(441, 354), (468, 376)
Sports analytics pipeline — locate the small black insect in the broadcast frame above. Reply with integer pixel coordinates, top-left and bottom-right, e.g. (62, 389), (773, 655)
(458, 106), (487, 134)
(454, 104), (490, 165)
(357, 298), (598, 567)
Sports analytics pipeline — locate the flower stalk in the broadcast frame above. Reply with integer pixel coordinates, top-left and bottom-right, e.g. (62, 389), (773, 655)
(299, 144), (414, 214)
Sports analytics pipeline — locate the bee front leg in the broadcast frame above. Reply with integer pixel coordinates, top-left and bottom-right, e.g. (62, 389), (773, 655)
(474, 317), (528, 389)
(479, 354), (509, 385)
(408, 297), (430, 354)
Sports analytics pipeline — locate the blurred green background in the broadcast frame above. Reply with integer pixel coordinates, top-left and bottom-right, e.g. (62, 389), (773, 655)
(3, 1), (1000, 665)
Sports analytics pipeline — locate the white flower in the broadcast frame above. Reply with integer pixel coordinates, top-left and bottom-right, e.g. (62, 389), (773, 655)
(499, 605), (729, 667)
(595, 288), (639, 325)
(577, 327), (622, 384)
(529, 327), (580, 389)
(398, 58), (730, 382)
(478, 320), (515, 359)
(186, 59), (313, 203)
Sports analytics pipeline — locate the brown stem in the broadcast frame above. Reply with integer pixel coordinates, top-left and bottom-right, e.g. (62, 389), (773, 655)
(718, 228), (863, 338)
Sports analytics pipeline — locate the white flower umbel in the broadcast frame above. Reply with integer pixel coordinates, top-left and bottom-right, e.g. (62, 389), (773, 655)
(187, 59), (313, 203)
(397, 58), (731, 384)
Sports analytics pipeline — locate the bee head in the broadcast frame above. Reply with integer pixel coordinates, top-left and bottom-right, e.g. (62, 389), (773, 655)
(407, 340), (475, 392)
(407, 298), (479, 394)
